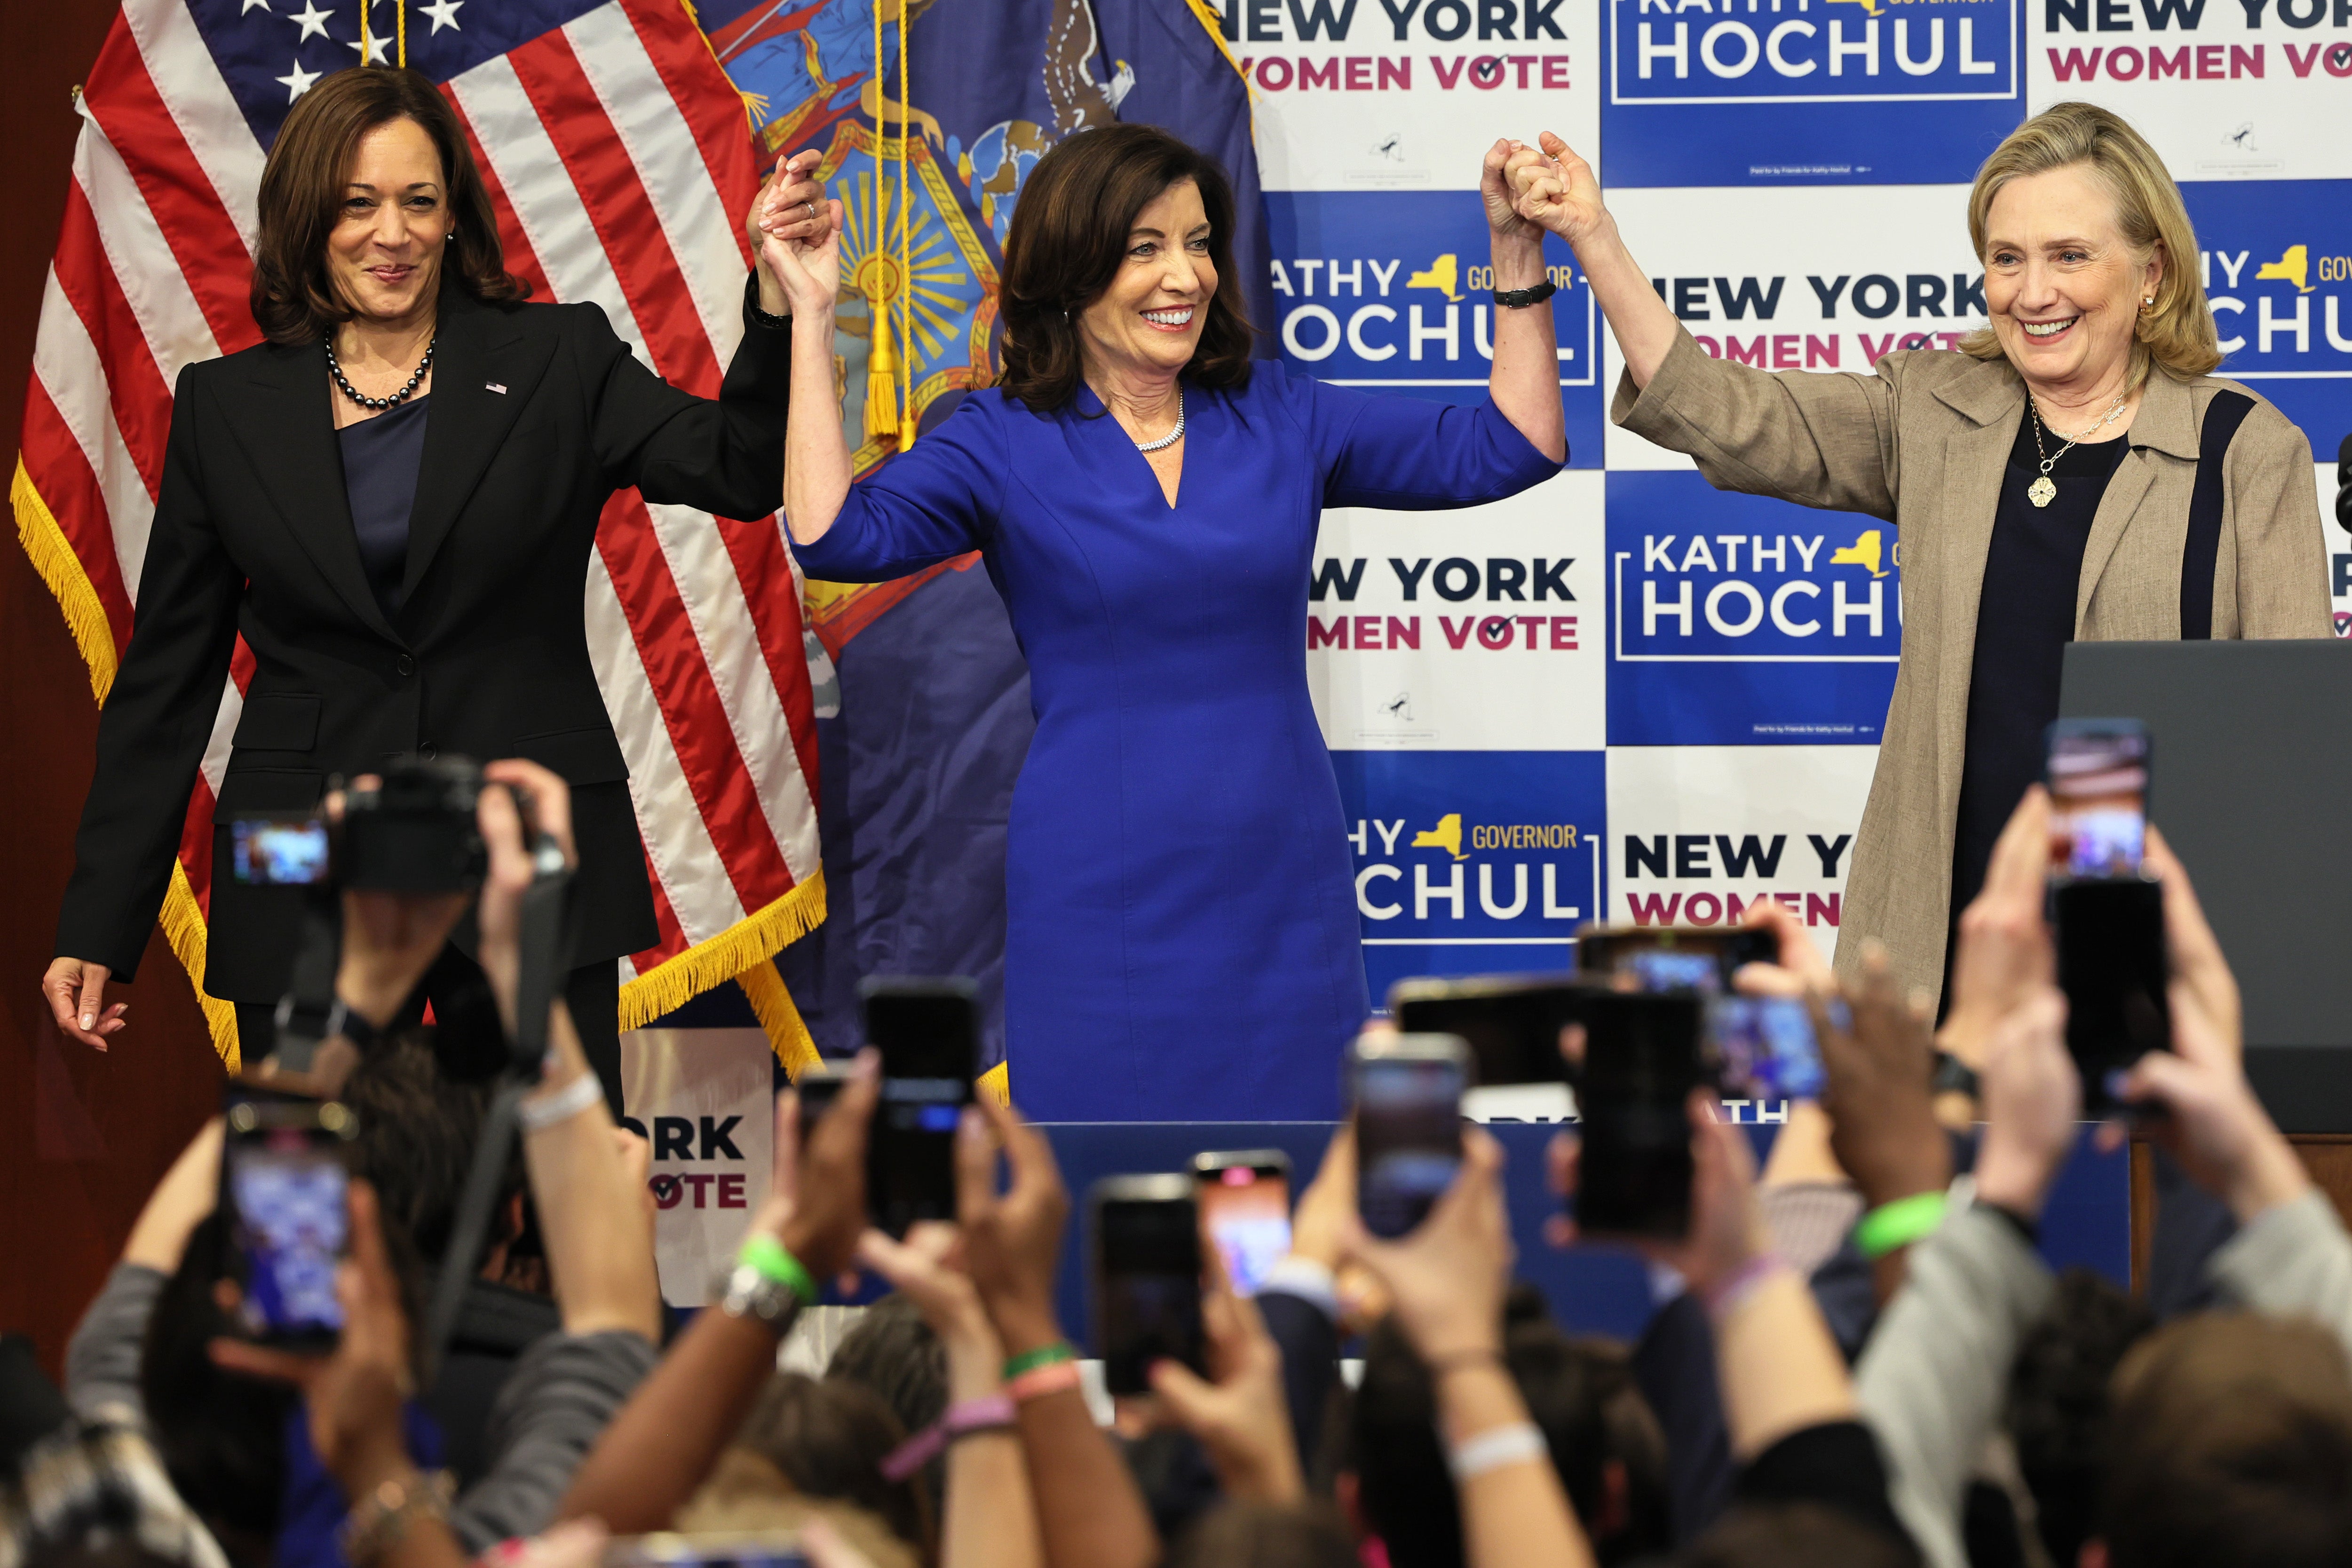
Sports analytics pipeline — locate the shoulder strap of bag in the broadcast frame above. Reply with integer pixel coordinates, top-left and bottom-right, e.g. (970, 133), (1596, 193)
(2180, 388), (2257, 641)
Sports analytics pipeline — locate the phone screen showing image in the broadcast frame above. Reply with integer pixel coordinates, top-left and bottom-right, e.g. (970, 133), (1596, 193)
(226, 1129), (349, 1343)
(1707, 995), (1831, 1102)
(229, 816), (331, 886)
(1094, 1188), (1204, 1395)
(2049, 722), (2149, 879)
(1621, 950), (1722, 995)
(1354, 1052), (1466, 1240)
(1196, 1164), (1291, 1296)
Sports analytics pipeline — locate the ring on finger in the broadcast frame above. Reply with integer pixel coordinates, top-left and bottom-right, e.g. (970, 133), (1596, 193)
(803, 201), (817, 223)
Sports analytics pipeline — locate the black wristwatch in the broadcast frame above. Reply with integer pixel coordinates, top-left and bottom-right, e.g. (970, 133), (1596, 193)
(1932, 1050), (1980, 1101)
(273, 993), (389, 1053)
(1493, 278), (1558, 309)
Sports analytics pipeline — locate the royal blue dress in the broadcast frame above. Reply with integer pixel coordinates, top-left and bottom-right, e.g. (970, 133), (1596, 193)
(792, 366), (1559, 1120)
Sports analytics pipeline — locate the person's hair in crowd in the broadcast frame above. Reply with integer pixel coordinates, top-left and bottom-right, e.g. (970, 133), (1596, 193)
(1956, 100), (2220, 384)
(733, 1372), (933, 1557)
(672, 1461), (921, 1568)
(1679, 1503), (1923, 1568)
(2009, 1268), (2152, 1565)
(1164, 1499), (1358, 1568)
(1343, 1285), (1666, 1567)
(249, 64), (525, 343)
(2099, 1313), (2352, 1568)
(995, 123), (1257, 413)
(341, 1037), (542, 1295)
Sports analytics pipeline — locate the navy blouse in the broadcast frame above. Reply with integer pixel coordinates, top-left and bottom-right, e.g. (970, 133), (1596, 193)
(337, 394), (431, 615)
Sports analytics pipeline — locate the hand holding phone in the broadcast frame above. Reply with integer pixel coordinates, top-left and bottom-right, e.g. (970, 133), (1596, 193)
(1338, 1127), (1512, 1369)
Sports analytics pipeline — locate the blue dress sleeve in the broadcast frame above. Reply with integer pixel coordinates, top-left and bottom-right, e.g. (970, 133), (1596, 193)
(789, 393), (1006, 582)
(1289, 372), (1563, 511)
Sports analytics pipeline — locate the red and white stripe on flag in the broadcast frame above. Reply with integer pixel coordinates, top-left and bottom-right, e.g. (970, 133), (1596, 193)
(13, 0), (825, 1072)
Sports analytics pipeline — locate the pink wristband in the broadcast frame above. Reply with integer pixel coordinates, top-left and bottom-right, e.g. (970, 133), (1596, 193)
(1007, 1359), (1085, 1403)
(879, 1391), (1019, 1481)
(1700, 1254), (1788, 1319)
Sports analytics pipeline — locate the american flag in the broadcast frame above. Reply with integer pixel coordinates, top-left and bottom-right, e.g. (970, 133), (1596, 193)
(13, 0), (828, 1071)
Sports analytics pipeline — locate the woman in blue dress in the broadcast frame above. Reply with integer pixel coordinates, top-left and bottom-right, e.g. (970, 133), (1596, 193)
(760, 125), (1565, 1119)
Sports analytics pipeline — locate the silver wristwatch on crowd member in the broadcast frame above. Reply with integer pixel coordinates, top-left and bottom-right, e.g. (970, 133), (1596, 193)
(716, 1259), (805, 1332)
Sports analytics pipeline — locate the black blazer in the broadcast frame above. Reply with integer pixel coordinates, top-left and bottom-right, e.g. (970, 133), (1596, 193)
(58, 279), (792, 1001)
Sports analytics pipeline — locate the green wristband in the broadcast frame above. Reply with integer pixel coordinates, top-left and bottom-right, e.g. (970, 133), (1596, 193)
(738, 1235), (819, 1306)
(1002, 1342), (1077, 1381)
(1855, 1191), (1948, 1260)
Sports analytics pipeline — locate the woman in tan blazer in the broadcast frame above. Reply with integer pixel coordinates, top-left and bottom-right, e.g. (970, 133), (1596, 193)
(1506, 103), (2329, 1008)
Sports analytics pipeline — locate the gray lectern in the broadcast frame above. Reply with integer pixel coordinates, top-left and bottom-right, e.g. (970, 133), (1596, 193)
(2059, 640), (2352, 1132)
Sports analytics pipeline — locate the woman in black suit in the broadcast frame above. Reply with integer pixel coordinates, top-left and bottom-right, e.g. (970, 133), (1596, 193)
(42, 67), (826, 1103)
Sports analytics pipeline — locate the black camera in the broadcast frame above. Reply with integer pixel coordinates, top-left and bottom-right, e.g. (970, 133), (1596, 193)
(340, 755), (490, 893)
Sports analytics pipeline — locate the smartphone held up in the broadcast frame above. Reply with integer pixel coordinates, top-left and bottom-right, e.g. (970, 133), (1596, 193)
(2046, 718), (2170, 1112)
(1089, 1174), (1206, 1396)
(860, 977), (979, 1237)
(222, 1090), (360, 1348)
(1350, 1033), (1469, 1240)
(1192, 1149), (1291, 1296)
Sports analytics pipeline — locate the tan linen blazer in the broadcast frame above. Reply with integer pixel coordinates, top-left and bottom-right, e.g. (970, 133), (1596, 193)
(1612, 329), (2331, 1006)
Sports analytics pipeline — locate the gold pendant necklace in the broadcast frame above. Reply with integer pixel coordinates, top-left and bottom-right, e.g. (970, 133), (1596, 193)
(2025, 390), (2128, 508)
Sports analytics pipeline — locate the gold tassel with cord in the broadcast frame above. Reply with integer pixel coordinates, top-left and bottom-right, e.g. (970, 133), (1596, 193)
(862, 0), (900, 444)
(895, 0), (917, 447)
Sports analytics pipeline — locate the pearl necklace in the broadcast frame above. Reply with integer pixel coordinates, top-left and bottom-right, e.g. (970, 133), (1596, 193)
(327, 333), (436, 412)
(1132, 389), (1185, 453)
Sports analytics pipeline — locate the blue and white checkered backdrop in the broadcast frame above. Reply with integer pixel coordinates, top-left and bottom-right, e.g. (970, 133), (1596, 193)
(1243, 0), (2352, 998)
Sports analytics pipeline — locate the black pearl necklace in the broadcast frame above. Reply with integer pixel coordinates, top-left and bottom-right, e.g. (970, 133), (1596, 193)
(327, 333), (436, 411)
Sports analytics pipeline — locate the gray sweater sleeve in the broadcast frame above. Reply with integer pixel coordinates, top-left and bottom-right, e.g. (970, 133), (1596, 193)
(63, 1263), (167, 1425)
(447, 1329), (659, 1551)
(1855, 1206), (2056, 1568)
(2207, 1189), (2352, 1358)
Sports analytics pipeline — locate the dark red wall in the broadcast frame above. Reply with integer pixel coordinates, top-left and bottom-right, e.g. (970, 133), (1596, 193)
(0, 0), (227, 1377)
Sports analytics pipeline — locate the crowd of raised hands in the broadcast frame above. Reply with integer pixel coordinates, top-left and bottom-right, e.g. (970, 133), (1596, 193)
(14, 773), (2352, 1568)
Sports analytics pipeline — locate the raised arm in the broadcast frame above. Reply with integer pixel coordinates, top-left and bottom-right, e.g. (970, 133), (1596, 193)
(1856, 991), (2075, 1568)
(557, 1066), (879, 1531)
(1503, 133), (1679, 393)
(1506, 131), (1899, 518)
(960, 1098), (1159, 1568)
(1346, 1131), (1598, 1568)
(858, 1223), (1043, 1568)
(754, 172), (854, 546)
(1478, 140), (1566, 465)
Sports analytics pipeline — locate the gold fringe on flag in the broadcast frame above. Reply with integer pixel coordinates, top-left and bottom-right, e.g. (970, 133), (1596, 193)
(618, 870), (828, 1033)
(13, 457), (119, 703)
(977, 1061), (1009, 1108)
(736, 958), (823, 1077)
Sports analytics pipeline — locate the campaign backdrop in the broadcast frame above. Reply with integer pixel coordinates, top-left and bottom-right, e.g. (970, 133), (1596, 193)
(690, 0), (2347, 1102)
(1256, 0), (2350, 1020)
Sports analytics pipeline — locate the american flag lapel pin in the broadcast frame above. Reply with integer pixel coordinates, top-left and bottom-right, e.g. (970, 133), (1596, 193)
(485, 381), (507, 394)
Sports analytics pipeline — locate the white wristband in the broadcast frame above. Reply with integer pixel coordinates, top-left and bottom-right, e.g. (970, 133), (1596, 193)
(1446, 1420), (1547, 1483)
(516, 1069), (604, 1132)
